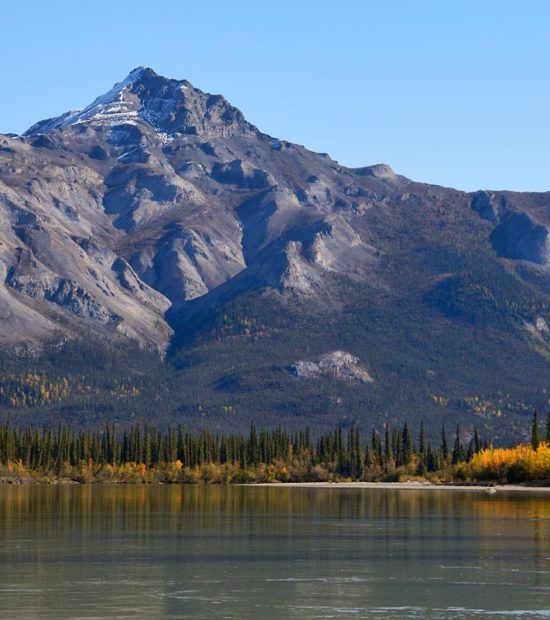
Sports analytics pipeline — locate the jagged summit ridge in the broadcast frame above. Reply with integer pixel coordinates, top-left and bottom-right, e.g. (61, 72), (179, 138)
(25, 67), (154, 134)
(24, 67), (250, 139)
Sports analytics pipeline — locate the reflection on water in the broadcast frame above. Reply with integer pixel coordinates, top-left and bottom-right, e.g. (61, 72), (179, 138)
(0, 485), (549, 619)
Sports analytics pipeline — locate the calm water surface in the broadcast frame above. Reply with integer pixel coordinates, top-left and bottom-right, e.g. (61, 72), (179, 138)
(0, 485), (549, 619)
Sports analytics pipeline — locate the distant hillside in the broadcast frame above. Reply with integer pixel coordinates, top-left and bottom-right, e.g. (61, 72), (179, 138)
(1, 67), (549, 441)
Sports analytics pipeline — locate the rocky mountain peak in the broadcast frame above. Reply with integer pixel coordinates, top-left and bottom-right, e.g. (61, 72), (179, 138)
(24, 67), (250, 139)
(125, 65), (159, 82)
(353, 163), (396, 179)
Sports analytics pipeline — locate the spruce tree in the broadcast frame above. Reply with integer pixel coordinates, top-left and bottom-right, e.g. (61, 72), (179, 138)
(466, 440), (474, 462)
(531, 411), (540, 450)
(248, 423), (259, 466)
(401, 422), (412, 465)
(451, 424), (464, 464)
(384, 425), (391, 466)
(419, 420), (426, 457)
(426, 443), (436, 472)
(349, 426), (362, 480)
(473, 428), (481, 454)
(441, 425), (449, 462)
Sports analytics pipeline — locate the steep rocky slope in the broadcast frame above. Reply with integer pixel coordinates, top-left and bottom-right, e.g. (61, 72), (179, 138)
(1, 67), (550, 438)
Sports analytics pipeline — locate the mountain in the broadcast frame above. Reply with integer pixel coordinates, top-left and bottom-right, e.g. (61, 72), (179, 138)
(1, 67), (550, 441)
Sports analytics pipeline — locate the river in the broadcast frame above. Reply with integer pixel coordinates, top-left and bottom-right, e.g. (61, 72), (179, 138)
(0, 485), (549, 618)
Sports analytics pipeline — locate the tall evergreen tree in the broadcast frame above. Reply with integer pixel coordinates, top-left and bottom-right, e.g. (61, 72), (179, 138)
(401, 422), (412, 465)
(531, 411), (540, 450)
(349, 426), (362, 480)
(466, 439), (474, 462)
(451, 424), (464, 465)
(473, 428), (481, 454)
(248, 423), (260, 466)
(441, 425), (449, 462)
(384, 425), (391, 465)
(426, 443), (436, 472)
(418, 420), (426, 456)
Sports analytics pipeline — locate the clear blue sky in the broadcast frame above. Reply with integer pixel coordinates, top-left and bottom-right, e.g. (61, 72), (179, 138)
(2, 0), (549, 192)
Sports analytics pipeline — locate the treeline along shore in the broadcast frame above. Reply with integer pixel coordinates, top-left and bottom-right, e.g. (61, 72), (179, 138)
(0, 415), (549, 485)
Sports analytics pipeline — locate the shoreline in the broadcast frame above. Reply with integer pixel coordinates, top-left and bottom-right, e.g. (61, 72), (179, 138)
(0, 479), (549, 492)
(245, 481), (550, 493)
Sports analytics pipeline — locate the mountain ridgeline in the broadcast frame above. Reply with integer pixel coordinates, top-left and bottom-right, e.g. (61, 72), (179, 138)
(1, 67), (550, 441)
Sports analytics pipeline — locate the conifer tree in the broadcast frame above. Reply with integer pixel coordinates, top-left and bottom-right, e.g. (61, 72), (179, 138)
(248, 423), (259, 466)
(384, 425), (391, 465)
(401, 422), (412, 465)
(531, 411), (540, 450)
(466, 439), (474, 462)
(349, 426), (362, 479)
(419, 420), (426, 457)
(451, 424), (464, 464)
(473, 428), (481, 454)
(441, 425), (449, 462)
(426, 443), (436, 472)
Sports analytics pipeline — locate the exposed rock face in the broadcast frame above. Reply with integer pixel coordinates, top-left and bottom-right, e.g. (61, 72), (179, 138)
(471, 191), (501, 222)
(470, 191), (550, 265)
(0, 66), (549, 356)
(490, 211), (549, 264)
(291, 351), (374, 383)
(210, 160), (271, 188)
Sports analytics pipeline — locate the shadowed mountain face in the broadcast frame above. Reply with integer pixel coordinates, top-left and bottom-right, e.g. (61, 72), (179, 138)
(1, 67), (550, 437)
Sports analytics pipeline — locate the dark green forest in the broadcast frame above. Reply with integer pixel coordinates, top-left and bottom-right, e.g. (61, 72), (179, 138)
(1, 414), (549, 485)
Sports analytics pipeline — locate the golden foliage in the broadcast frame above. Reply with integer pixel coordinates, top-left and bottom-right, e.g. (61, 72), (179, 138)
(0, 373), (70, 407)
(470, 442), (550, 481)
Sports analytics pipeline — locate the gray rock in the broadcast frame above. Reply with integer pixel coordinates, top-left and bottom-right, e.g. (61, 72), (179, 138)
(291, 351), (374, 383)
(0, 66), (549, 355)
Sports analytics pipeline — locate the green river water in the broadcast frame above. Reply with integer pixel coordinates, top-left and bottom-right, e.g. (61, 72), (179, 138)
(0, 485), (549, 619)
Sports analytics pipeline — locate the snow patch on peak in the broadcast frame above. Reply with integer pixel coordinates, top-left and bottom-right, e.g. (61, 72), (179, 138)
(24, 67), (248, 140)
(25, 72), (146, 134)
(25, 67), (186, 136)
(58, 69), (153, 127)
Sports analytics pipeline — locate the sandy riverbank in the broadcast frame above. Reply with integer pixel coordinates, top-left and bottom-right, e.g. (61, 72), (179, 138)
(247, 481), (550, 492)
